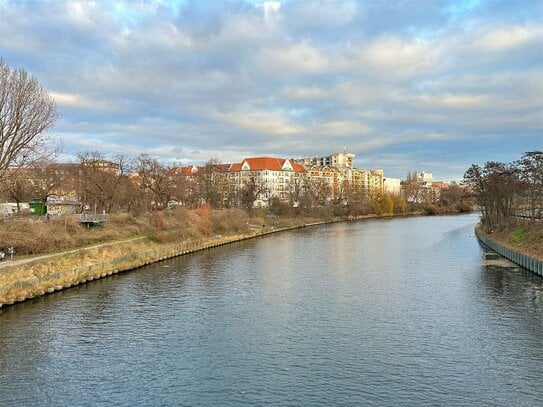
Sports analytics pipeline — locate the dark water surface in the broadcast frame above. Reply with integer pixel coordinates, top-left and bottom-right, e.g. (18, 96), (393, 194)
(1, 214), (542, 406)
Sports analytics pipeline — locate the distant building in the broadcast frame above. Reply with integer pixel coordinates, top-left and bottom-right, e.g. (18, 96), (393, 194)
(431, 181), (450, 189)
(229, 157), (306, 207)
(1, 202), (30, 216)
(81, 159), (120, 175)
(406, 171), (433, 186)
(46, 195), (80, 216)
(299, 151), (355, 169)
(297, 152), (384, 199)
(384, 178), (402, 194)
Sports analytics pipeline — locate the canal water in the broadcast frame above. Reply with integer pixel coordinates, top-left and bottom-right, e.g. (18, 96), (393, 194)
(0, 214), (542, 406)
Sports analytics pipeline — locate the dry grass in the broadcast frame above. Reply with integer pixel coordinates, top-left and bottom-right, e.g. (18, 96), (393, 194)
(0, 208), (430, 305)
(483, 221), (543, 261)
(0, 226), (260, 304)
(0, 208), (254, 256)
(212, 208), (248, 234)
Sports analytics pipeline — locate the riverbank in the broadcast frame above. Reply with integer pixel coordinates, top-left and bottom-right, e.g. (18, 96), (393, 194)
(0, 212), (399, 307)
(475, 225), (543, 276)
(476, 223), (543, 261)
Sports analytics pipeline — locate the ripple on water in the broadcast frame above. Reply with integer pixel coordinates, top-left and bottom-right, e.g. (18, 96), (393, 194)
(0, 213), (542, 406)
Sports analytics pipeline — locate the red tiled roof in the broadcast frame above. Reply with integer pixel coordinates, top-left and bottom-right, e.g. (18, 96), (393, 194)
(290, 161), (306, 172)
(235, 157), (305, 172)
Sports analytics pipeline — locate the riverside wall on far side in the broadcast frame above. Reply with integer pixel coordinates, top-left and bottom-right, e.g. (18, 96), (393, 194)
(476, 228), (543, 276)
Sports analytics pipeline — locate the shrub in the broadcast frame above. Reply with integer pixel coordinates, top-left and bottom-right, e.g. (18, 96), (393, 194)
(455, 202), (473, 213)
(423, 204), (440, 215)
(212, 208), (248, 233)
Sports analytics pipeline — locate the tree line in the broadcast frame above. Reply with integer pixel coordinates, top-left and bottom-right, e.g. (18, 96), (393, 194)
(463, 151), (543, 231)
(0, 152), (409, 217)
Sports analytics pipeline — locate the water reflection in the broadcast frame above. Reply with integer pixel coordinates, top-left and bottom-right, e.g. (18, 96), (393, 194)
(1, 214), (542, 406)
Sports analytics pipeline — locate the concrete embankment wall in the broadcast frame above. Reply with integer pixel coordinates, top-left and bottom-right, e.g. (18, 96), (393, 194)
(0, 229), (265, 308)
(476, 229), (543, 277)
(0, 212), (415, 308)
(0, 222), (320, 308)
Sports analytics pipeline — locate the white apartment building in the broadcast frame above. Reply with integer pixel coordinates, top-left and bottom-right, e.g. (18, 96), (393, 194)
(384, 178), (402, 194)
(407, 171), (433, 186)
(300, 151), (355, 169)
(229, 157), (306, 207)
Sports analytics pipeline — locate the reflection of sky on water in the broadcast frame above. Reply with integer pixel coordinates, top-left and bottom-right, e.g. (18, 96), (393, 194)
(0, 214), (542, 406)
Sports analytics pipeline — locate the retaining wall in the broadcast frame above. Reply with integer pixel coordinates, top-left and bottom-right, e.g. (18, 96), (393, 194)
(476, 228), (543, 276)
(0, 223), (317, 308)
(0, 213), (421, 308)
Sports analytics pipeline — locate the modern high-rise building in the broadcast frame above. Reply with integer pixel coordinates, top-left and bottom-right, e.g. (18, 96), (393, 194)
(300, 151), (355, 169)
(406, 171), (433, 186)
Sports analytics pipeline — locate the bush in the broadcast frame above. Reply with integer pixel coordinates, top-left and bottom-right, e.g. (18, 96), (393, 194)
(269, 198), (293, 216)
(455, 202), (473, 213)
(423, 204), (440, 215)
(212, 208), (248, 233)
(331, 204), (348, 218)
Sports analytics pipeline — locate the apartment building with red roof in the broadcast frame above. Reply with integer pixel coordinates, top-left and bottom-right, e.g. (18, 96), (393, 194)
(228, 157), (306, 207)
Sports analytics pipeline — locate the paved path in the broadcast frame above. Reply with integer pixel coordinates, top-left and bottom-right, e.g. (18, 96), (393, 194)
(0, 236), (146, 270)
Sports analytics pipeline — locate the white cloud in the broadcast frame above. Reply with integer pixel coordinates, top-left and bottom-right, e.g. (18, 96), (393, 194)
(476, 24), (543, 52)
(312, 121), (371, 137)
(356, 36), (437, 77)
(258, 42), (330, 74)
(50, 92), (113, 111)
(1, 0), (540, 178)
(263, 1), (281, 22)
(213, 109), (304, 136)
(283, 85), (325, 100)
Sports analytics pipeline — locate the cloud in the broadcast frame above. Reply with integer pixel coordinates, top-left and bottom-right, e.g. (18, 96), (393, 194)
(475, 24), (543, 52)
(213, 109), (305, 136)
(51, 92), (114, 111)
(0, 0), (541, 180)
(357, 36), (437, 77)
(258, 42), (330, 74)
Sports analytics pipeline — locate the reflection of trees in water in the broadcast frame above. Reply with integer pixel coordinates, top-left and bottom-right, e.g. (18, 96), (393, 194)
(478, 247), (543, 331)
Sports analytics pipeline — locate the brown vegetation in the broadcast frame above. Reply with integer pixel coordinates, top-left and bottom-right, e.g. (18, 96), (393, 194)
(479, 221), (543, 261)
(0, 207), (249, 256)
(464, 151), (542, 232)
(465, 151), (542, 262)
(0, 227), (260, 305)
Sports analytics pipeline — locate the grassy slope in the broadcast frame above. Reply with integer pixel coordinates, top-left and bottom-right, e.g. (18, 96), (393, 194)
(0, 208), (249, 256)
(480, 221), (543, 261)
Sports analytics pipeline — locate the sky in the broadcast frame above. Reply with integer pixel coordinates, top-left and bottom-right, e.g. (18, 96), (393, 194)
(0, 0), (541, 180)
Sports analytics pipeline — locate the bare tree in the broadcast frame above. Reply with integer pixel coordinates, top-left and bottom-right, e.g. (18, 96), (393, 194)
(464, 161), (520, 231)
(0, 59), (57, 181)
(308, 178), (331, 206)
(197, 159), (226, 208)
(78, 151), (128, 212)
(239, 174), (269, 213)
(515, 151), (543, 220)
(287, 175), (312, 213)
(135, 154), (175, 210)
(1, 169), (33, 212)
(439, 183), (470, 211)
(28, 158), (64, 213)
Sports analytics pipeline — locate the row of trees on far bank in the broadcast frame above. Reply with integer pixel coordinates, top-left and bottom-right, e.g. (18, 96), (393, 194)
(0, 148), (474, 219)
(0, 151), (398, 216)
(463, 151), (543, 231)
